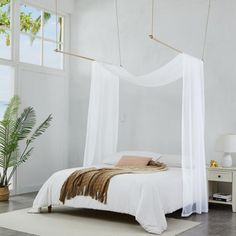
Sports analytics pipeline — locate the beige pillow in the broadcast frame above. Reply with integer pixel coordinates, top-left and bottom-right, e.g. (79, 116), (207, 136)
(115, 155), (152, 167)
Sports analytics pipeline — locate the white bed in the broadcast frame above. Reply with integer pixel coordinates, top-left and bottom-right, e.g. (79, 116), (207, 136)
(31, 166), (183, 235)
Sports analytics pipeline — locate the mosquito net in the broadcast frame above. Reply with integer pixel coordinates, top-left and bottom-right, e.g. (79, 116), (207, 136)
(83, 53), (208, 217)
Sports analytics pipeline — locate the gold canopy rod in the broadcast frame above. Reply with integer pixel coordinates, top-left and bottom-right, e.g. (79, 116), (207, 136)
(202, 0), (211, 60)
(149, 0), (183, 54)
(54, 0), (211, 62)
(54, 49), (95, 61)
(55, 49), (122, 66)
(115, 0), (122, 66)
(54, 0), (122, 66)
(149, 0), (211, 60)
(149, 35), (182, 54)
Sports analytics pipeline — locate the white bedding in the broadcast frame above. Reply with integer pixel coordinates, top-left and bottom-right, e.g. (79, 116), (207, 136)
(31, 166), (183, 234)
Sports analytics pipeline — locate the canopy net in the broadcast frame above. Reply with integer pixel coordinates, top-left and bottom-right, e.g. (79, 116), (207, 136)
(83, 53), (208, 217)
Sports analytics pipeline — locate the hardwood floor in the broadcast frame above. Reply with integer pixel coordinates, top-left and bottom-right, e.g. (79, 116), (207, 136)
(0, 192), (235, 235)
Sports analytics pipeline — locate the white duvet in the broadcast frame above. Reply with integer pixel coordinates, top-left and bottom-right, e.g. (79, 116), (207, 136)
(31, 166), (183, 234)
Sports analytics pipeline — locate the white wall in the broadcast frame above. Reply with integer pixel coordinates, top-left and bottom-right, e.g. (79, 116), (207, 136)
(13, 0), (74, 194)
(16, 68), (68, 193)
(69, 0), (236, 166)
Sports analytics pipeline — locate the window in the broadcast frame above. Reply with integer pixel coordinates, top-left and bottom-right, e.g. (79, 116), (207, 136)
(0, 1), (67, 193)
(20, 4), (64, 69)
(0, 65), (14, 119)
(0, 65), (14, 190)
(0, 0), (11, 60)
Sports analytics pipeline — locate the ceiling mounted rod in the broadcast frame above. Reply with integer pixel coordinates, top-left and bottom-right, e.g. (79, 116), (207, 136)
(54, 49), (124, 66)
(149, 35), (182, 54)
(54, 49), (95, 61)
(115, 0), (122, 66)
(149, 0), (182, 54)
(149, 0), (211, 60)
(54, 0), (123, 66)
(201, 0), (211, 61)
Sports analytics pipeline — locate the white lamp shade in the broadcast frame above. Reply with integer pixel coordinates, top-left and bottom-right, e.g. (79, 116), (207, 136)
(222, 134), (236, 153)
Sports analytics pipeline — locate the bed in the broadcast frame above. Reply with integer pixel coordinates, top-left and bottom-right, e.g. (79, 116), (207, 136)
(74, 53), (208, 233)
(30, 162), (183, 235)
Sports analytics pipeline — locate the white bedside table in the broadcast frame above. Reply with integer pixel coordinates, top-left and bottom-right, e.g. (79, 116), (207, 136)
(207, 167), (236, 212)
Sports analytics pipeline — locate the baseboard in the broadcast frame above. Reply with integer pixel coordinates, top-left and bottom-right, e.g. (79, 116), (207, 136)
(15, 184), (42, 195)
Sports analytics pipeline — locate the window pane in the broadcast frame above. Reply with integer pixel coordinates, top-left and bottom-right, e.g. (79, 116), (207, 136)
(44, 13), (63, 43)
(0, 65), (14, 119)
(20, 5), (42, 37)
(57, 16), (63, 44)
(0, 0), (11, 59)
(0, 0), (11, 28)
(43, 12), (55, 41)
(0, 30), (11, 59)
(20, 34), (41, 65)
(43, 41), (63, 69)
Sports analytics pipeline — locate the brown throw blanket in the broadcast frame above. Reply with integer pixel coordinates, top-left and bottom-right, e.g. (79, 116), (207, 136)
(59, 161), (167, 205)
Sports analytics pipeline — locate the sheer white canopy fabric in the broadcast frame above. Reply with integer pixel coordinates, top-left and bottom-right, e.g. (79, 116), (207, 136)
(83, 63), (119, 167)
(83, 53), (208, 217)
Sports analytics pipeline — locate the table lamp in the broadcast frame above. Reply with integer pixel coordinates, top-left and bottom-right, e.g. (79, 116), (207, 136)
(222, 134), (236, 167)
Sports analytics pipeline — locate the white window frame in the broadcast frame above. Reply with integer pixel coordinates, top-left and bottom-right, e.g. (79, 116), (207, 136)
(0, 0), (13, 63)
(0, 0), (13, 60)
(0, 0), (70, 195)
(0, 0), (70, 76)
(19, 3), (65, 70)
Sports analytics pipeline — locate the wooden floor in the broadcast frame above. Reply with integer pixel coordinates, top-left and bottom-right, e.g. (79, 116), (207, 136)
(0, 192), (235, 235)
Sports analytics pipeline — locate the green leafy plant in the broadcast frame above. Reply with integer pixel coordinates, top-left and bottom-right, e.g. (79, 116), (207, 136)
(0, 96), (52, 187)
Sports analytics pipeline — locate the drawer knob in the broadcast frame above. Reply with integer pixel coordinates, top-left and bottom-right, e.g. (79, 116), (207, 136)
(218, 175), (221, 178)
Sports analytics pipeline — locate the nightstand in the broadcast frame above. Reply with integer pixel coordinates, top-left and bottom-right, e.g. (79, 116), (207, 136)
(207, 167), (236, 212)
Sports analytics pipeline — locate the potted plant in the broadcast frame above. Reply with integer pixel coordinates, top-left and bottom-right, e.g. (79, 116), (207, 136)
(0, 96), (52, 201)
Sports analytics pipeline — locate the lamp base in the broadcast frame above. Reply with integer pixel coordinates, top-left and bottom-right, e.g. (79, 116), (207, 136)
(222, 153), (232, 168)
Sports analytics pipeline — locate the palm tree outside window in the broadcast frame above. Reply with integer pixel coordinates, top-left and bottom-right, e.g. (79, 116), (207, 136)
(0, 0), (64, 69)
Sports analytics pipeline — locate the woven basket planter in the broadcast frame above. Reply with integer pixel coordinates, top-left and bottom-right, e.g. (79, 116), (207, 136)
(0, 186), (9, 201)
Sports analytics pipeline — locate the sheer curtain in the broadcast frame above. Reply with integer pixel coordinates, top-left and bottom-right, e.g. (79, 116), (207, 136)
(181, 55), (208, 216)
(83, 62), (119, 166)
(84, 53), (208, 216)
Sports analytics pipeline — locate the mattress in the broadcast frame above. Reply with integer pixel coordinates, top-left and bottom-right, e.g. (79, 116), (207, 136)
(31, 166), (183, 234)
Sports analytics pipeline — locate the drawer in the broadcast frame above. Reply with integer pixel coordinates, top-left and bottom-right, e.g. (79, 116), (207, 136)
(208, 171), (232, 182)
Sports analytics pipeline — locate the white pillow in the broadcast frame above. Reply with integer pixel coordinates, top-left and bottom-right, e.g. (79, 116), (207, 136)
(159, 154), (182, 167)
(103, 151), (162, 165)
